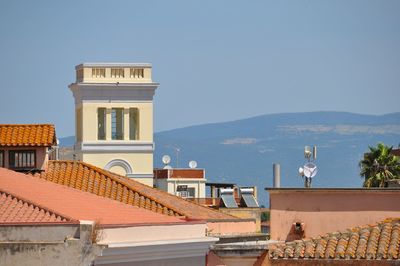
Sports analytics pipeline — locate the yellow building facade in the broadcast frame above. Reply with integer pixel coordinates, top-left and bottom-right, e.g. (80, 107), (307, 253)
(69, 63), (159, 186)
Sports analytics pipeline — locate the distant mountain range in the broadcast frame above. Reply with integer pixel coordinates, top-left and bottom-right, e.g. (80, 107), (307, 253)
(59, 111), (400, 206)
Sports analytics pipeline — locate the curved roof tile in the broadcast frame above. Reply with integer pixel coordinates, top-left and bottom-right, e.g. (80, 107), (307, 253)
(269, 218), (400, 260)
(0, 124), (56, 147)
(33, 160), (236, 221)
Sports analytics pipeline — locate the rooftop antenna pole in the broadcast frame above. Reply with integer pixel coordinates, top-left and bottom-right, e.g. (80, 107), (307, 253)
(299, 145), (318, 188)
(165, 145), (181, 168)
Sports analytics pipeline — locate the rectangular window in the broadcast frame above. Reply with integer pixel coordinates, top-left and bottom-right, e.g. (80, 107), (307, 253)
(176, 191), (189, 198)
(0, 150), (4, 167)
(9, 150), (36, 169)
(130, 68), (144, 78)
(111, 108), (124, 140)
(187, 187), (196, 198)
(129, 108), (139, 140)
(91, 68), (106, 78)
(111, 68), (125, 78)
(97, 108), (106, 140)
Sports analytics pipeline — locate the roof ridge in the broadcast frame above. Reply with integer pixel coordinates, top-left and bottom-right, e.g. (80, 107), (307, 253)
(0, 187), (75, 222)
(52, 160), (186, 216)
(80, 160), (239, 218)
(0, 124), (55, 126)
(44, 160), (237, 220)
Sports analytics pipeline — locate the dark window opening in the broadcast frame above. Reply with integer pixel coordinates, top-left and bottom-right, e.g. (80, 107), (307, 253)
(9, 150), (36, 170)
(0, 150), (4, 167)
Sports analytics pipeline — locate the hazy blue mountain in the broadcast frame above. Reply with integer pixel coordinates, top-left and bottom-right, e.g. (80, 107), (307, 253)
(59, 111), (400, 206)
(59, 136), (75, 147)
(154, 112), (400, 206)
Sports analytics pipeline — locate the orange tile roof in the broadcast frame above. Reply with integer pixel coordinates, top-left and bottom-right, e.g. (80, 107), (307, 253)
(0, 167), (186, 226)
(0, 190), (73, 223)
(0, 124), (56, 147)
(33, 160), (236, 221)
(268, 218), (400, 260)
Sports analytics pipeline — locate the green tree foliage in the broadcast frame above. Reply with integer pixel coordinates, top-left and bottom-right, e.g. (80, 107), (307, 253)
(360, 143), (400, 188)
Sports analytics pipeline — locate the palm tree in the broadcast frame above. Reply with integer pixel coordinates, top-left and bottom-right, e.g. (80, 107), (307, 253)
(360, 143), (400, 188)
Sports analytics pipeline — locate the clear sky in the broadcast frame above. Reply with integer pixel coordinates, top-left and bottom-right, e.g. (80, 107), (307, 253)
(0, 0), (399, 137)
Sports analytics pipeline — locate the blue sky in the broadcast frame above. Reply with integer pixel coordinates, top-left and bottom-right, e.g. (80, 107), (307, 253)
(0, 0), (399, 137)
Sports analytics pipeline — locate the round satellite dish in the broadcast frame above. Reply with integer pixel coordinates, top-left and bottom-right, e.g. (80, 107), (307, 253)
(303, 162), (318, 178)
(162, 155), (171, 165)
(298, 167), (304, 176)
(189, 160), (197, 169)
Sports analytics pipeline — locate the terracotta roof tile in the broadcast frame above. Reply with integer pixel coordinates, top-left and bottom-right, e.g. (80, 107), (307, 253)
(0, 124), (56, 147)
(269, 218), (400, 261)
(0, 190), (72, 223)
(33, 160), (235, 221)
(0, 167), (186, 226)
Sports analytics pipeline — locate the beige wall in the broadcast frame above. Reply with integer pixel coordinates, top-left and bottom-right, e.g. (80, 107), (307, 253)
(78, 66), (152, 84)
(82, 153), (153, 176)
(269, 189), (400, 241)
(218, 208), (262, 233)
(99, 223), (207, 244)
(98, 256), (205, 266)
(207, 220), (257, 236)
(155, 178), (206, 198)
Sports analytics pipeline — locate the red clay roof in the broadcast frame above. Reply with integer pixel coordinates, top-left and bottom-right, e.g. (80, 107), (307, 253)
(0, 124), (56, 147)
(392, 149), (400, 156)
(33, 160), (235, 221)
(0, 167), (186, 226)
(154, 169), (205, 179)
(0, 189), (72, 224)
(268, 218), (400, 260)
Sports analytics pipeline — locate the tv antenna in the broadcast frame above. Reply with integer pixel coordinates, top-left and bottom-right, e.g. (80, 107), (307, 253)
(164, 145), (181, 168)
(298, 146), (318, 188)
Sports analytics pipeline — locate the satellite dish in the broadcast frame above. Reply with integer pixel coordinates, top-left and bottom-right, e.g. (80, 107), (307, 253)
(189, 160), (197, 169)
(298, 167), (304, 176)
(162, 155), (171, 165)
(303, 162), (318, 178)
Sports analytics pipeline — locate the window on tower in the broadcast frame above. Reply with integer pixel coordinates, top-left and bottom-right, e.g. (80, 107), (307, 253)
(97, 108), (106, 140)
(130, 68), (144, 78)
(129, 108), (139, 140)
(111, 68), (125, 78)
(111, 108), (124, 140)
(92, 68), (106, 78)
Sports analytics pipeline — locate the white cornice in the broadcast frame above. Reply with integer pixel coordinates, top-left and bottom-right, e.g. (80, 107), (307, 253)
(69, 83), (159, 103)
(95, 237), (218, 264)
(127, 173), (154, 178)
(69, 82), (160, 88)
(75, 141), (154, 153)
(75, 63), (152, 70)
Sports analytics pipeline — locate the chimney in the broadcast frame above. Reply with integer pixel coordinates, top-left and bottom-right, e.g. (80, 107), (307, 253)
(273, 163), (280, 188)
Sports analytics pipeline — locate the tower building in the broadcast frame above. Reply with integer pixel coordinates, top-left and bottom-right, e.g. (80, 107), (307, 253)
(69, 63), (159, 186)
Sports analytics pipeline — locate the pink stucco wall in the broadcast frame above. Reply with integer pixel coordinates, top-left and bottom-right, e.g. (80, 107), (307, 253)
(269, 189), (400, 241)
(0, 147), (48, 170)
